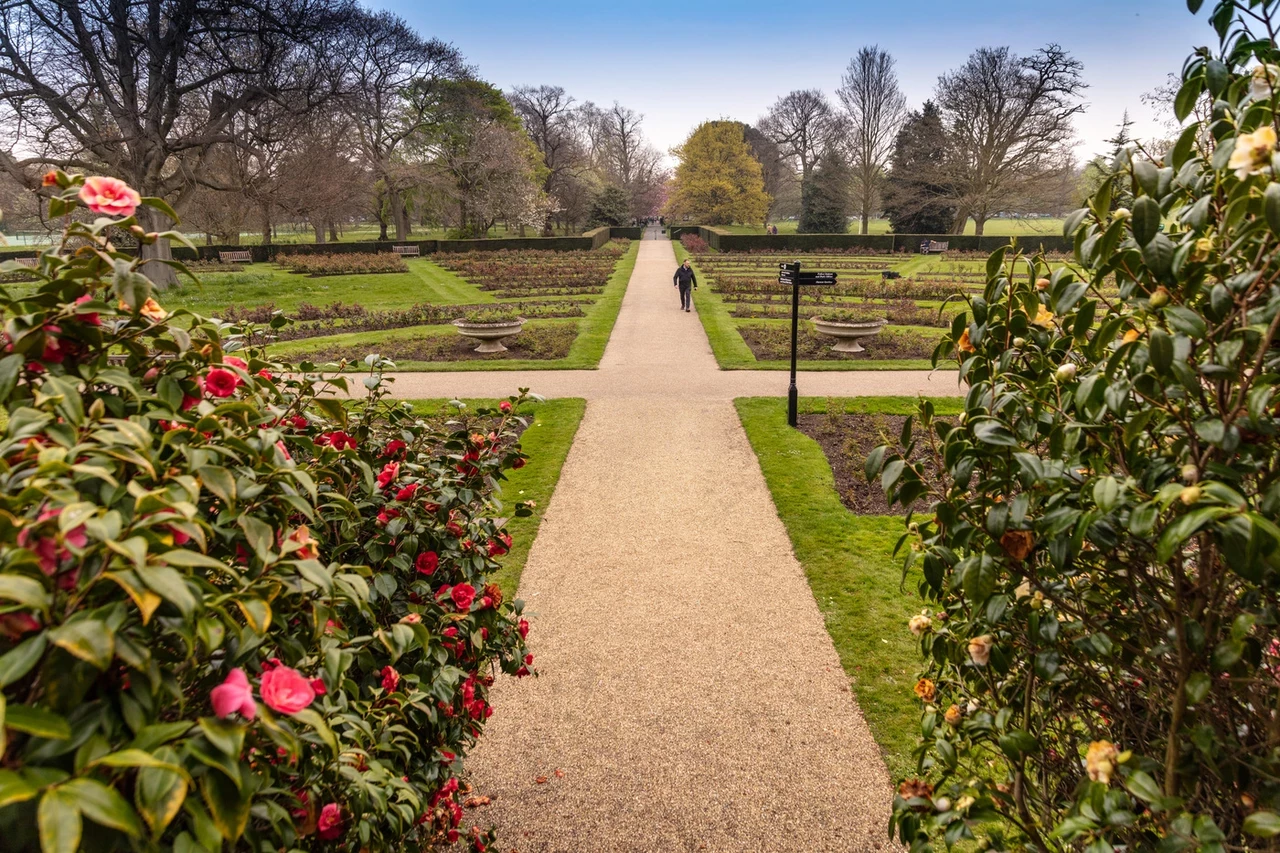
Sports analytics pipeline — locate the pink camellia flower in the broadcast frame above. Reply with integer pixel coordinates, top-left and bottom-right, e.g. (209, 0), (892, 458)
(223, 356), (248, 370)
(376, 462), (399, 490)
(317, 803), (343, 840)
(415, 551), (438, 575)
(395, 483), (418, 502)
(400, 613), (421, 625)
(78, 176), (141, 217)
(210, 668), (257, 719)
(0, 612), (42, 640)
(499, 400), (512, 413)
(17, 507), (87, 577)
(451, 583), (476, 611)
(259, 665), (316, 715)
(310, 677), (327, 696)
(381, 666), (400, 692)
(284, 525), (318, 560)
(204, 368), (239, 398)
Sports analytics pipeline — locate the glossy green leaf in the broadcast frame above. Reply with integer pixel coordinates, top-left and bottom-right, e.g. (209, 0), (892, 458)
(6, 705), (71, 740)
(63, 777), (143, 836)
(47, 619), (114, 670)
(38, 787), (82, 853)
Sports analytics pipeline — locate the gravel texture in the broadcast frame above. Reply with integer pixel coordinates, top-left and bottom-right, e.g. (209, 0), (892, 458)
(457, 237), (914, 851)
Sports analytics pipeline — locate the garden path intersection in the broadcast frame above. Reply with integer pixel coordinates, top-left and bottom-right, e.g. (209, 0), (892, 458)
(388, 235), (959, 851)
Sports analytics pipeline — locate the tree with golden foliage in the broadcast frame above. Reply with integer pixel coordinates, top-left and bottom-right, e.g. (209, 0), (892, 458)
(665, 121), (770, 225)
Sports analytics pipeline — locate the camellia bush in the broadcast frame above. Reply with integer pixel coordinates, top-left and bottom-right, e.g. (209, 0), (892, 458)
(868, 2), (1280, 849)
(0, 173), (535, 852)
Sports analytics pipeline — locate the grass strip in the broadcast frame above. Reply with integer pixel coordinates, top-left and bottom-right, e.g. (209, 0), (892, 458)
(735, 395), (957, 781)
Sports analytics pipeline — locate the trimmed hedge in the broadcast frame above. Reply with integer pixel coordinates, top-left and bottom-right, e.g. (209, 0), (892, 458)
(2, 226), (632, 264)
(668, 225), (1074, 255)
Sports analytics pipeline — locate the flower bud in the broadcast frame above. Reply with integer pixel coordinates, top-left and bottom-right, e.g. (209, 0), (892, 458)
(1180, 464), (1199, 484)
(1012, 337), (1026, 348)
(1055, 363), (1078, 382)
(1035, 278), (1051, 291)
(1180, 485), (1202, 504)
(933, 798), (952, 813)
(1113, 207), (1131, 220)
(1147, 286), (1170, 309)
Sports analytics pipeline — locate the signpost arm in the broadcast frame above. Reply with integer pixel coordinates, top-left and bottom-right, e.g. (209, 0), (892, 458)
(788, 261), (800, 427)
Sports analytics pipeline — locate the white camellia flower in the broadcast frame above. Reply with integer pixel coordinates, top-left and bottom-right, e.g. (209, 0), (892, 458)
(1227, 125), (1277, 180)
(968, 634), (994, 666)
(908, 613), (932, 636)
(1252, 64), (1279, 100)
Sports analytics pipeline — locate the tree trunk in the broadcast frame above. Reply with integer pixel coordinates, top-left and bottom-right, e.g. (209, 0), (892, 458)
(951, 206), (970, 236)
(860, 212), (870, 235)
(329, 221), (339, 243)
(313, 222), (326, 244)
(261, 203), (273, 246)
(973, 215), (987, 237)
(389, 188), (408, 241)
(136, 206), (178, 288)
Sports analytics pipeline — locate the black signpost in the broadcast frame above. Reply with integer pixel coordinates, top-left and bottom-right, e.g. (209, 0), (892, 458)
(781, 261), (838, 426)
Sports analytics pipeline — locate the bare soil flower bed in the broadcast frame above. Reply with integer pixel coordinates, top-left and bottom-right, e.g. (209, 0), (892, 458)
(435, 244), (626, 297)
(278, 251), (409, 276)
(303, 325), (576, 363)
(738, 324), (937, 361)
(221, 299), (587, 341)
(730, 299), (958, 327)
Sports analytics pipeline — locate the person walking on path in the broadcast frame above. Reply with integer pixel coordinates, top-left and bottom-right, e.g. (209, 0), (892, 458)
(673, 258), (697, 312)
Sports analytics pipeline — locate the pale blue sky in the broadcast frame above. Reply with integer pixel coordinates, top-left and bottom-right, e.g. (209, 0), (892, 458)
(370, 0), (1210, 163)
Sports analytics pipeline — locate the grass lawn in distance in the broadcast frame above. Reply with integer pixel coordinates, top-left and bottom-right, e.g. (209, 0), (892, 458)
(163, 257), (492, 315)
(405, 397), (586, 597)
(271, 241), (638, 371)
(735, 395), (962, 781)
(712, 217), (1067, 237)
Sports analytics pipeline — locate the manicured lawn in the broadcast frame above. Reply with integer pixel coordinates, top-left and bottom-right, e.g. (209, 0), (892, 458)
(713, 217), (1068, 237)
(406, 398), (586, 596)
(735, 395), (961, 782)
(164, 258), (490, 314)
(273, 242), (638, 370)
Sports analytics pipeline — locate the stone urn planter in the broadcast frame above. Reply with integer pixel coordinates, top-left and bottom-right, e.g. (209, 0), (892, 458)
(453, 316), (526, 353)
(811, 315), (888, 353)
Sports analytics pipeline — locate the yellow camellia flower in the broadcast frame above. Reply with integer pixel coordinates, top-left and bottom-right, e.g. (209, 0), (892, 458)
(1191, 237), (1213, 263)
(913, 678), (937, 703)
(118, 297), (167, 323)
(1086, 740), (1119, 784)
(908, 613), (932, 636)
(944, 704), (963, 726)
(1227, 125), (1277, 180)
(968, 634), (993, 666)
(1122, 328), (1141, 344)
(1032, 304), (1055, 328)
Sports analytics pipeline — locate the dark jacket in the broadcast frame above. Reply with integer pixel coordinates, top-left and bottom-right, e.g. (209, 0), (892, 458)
(673, 265), (697, 288)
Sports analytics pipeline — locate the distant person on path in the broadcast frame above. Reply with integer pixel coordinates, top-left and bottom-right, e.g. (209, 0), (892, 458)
(673, 259), (697, 312)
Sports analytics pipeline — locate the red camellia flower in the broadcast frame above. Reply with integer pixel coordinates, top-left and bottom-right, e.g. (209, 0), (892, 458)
(259, 665), (316, 715)
(317, 803), (343, 840)
(524, 653), (535, 666)
(383, 439), (407, 458)
(318, 430), (355, 450)
(486, 533), (512, 557)
(0, 612), (42, 640)
(41, 170), (58, 187)
(394, 483), (418, 502)
(446, 521), (464, 538)
(380, 665), (400, 692)
(442, 627), (458, 638)
(310, 677), (327, 696)
(78, 175), (141, 217)
(499, 400), (512, 413)
(17, 507), (87, 578)
(415, 551), (438, 575)
(518, 618), (530, 639)
(203, 368), (239, 398)
(376, 461), (399, 490)
(73, 294), (101, 326)
(512, 457), (526, 470)
(181, 393), (201, 411)
(451, 583), (476, 611)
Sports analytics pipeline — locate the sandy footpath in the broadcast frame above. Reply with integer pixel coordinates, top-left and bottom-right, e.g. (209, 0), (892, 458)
(458, 237), (920, 851)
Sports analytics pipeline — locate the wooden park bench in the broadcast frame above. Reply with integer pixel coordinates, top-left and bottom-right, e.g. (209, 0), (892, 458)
(392, 244), (420, 257)
(919, 240), (949, 255)
(218, 250), (253, 264)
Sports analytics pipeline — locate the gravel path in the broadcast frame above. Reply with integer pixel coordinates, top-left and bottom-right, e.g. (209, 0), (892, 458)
(461, 238), (939, 851)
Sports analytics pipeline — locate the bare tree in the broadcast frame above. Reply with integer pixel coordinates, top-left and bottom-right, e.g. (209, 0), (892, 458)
(508, 84), (582, 234)
(0, 0), (353, 284)
(934, 44), (1086, 235)
(342, 8), (465, 241)
(759, 90), (837, 182)
(836, 47), (907, 234)
(594, 102), (666, 219)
